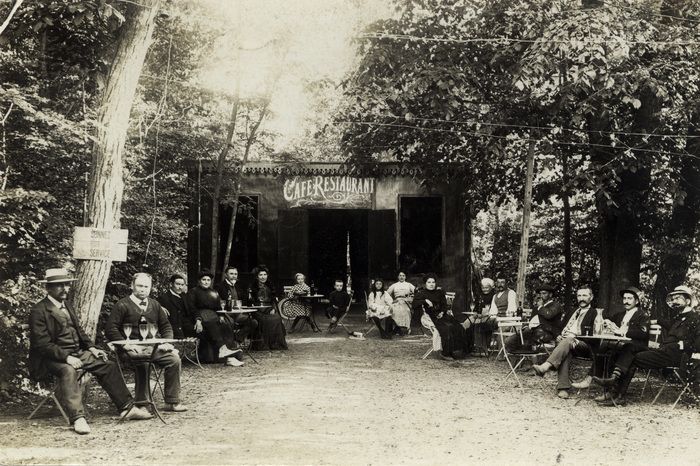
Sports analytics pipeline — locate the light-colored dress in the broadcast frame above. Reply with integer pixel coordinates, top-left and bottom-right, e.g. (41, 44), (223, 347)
(367, 291), (392, 319)
(386, 281), (415, 328)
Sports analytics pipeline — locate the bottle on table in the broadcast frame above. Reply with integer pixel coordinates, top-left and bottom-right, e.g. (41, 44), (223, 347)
(310, 281), (316, 296)
(138, 315), (148, 340)
(593, 308), (604, 335)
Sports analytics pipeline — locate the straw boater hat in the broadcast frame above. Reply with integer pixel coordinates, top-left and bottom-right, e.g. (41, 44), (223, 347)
(666, 285), (698, 308)
(39, 268), (76, 284)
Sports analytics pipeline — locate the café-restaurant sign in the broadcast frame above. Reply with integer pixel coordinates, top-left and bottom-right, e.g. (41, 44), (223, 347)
(283, 175), (375, 208)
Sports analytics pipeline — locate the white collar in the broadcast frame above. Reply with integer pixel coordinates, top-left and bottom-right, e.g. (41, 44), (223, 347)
(226, 279), (236, 286)
(577, 305), (590, 315)
(681, 307), (693, 314)
(542, 300), (553, 307)
(624, 307), (638, 315)
(47, 295), (64, 309)
(169, 289), (181, 298)
(130, 294), (148, 306)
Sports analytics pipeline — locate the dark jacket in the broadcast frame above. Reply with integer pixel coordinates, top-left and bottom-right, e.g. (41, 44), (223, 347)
(158, 290), (191, 338)
(412, 287), (448, 322)
(186, 286), (222, 322)
(534, 300), (564, 336)
(658, 310), (700, 354)
(247, 281), (276, 306)
(215, 280), (246, 307)
(620, 308), (650, 347)
(105, 296), (173, 342)
(28, 297), (94, 381)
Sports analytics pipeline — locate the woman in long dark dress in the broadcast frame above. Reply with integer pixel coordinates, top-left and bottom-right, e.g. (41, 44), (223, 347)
(412, 273), (469, 359)
(247, 265), (288, 350)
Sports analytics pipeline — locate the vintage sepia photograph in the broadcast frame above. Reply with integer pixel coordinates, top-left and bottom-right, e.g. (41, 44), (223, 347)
(0, 0), (699, 464)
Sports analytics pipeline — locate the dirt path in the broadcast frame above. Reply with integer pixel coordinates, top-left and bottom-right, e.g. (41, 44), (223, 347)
(1, 332), (699, 465)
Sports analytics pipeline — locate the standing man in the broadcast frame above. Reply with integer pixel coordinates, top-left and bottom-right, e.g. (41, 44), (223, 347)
(158, 274), (190, 339)
(29, 268), (151, 435)
(505, 283), (563, 352)
(215, 266), (258, 343)
(532, 286), (598, 399)
(594, 285), (698, 405)
(105, 273), (188, 412)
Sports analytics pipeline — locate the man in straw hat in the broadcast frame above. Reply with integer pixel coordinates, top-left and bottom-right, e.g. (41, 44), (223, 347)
(29, 268), (152, 435)
(593, 285), (700, 406)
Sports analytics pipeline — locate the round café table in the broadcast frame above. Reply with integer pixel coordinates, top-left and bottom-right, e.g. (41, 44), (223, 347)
(110, 338), (180, 424)
(577, 333), (631, 405)
(216, 307), (266, 363)
(295, 294), (325, 332)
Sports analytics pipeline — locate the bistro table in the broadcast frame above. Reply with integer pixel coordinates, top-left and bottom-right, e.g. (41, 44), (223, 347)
(216, 307), (267, 363)
(577, 333), (631, 405)
(110, 338), (180, 424)
(294, 294), (325, 332)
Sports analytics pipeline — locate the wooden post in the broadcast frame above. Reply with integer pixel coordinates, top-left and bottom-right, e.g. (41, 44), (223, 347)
(71, 0), (163, 338)
(516, 139), (536, 306)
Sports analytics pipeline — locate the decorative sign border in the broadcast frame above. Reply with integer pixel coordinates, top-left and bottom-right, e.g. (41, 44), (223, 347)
(283, 175), (375, 209)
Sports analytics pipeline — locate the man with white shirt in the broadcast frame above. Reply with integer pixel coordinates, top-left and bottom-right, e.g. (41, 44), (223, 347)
(594, 285), (696, 405)
(215, 266), (258, 345)
(29, 268), (152, 435)
(532, 286), (597, 398)
(105, 273), (188, 412)
(481, 276), (518, 342)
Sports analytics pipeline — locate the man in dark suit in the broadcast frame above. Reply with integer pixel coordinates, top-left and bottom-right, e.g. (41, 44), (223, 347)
(214, 266), (258, 343)
(105, 272), (187, 413)
(29, 268), (151, 435)
(594, 285), (697, 405)
(158, 273), (191, 339)
(504, 283), (563, 352)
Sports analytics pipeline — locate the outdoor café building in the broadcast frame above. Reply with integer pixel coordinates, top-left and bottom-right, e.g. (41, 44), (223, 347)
(188, 161), (470, 301)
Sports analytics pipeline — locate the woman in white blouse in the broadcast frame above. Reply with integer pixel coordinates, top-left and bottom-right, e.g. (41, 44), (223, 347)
(386, 271), (415, 335)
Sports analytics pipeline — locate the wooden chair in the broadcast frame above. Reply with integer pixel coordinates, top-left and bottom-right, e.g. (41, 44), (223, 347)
(28, 370), (89, 425)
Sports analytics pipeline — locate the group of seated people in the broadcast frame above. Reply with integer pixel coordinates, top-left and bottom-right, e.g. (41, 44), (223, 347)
(469, 276), (700, 405)
(28, 264), (288, 434)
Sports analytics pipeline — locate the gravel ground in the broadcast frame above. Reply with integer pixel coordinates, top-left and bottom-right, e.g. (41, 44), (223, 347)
(1, 319), (699, 466)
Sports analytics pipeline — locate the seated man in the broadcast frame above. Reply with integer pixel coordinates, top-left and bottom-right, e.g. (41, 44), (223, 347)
(532, 286), (598, 399)
(105, 272), (188, 412)
(505, 284), (563, 352)
(215, 266), (258, 343)
(594, 285), (700, 406)
(158, 273), (191, 339)
(29, 268), (151, 435)
(481, 276), (517, 345)
(327, 279), (351, 330)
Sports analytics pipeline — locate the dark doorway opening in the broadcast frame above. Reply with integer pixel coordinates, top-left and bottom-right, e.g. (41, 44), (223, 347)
(308, 209), (369, 296)
(399, 196), (443, 274)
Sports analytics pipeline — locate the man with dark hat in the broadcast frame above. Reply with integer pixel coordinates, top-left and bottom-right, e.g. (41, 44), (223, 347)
(594, 285), (697, 405)
(504, 283), (563, 352)
(29, 268), (152, 435)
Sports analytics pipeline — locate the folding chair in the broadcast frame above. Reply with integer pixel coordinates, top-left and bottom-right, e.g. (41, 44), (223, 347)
(28, 370), (89, 425)
(649, 352), (700, 409)
(491, 316), (521, 360)
(497, 319), (548, 389)
(420, 312), (442, 359)
(181, 337), (204, 369)
(639, 322), (663, 399)
(330, 291), (354, 334)
(362, 291), (378, 337)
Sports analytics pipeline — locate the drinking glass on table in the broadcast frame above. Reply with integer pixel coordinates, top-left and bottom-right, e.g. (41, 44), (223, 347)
(220, 300), (227, 312)
(235, 299), (242, 310)
(148, 322), (158, 339)
(123, 323), (133, 340)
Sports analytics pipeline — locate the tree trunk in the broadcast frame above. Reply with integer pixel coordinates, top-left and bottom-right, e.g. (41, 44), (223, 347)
(71, 0), (163, 339)
(652, 110), (700, 319)
(561, 150), (573, 312)
(221, 102), (270, 272)
(516, 139), (536, 306)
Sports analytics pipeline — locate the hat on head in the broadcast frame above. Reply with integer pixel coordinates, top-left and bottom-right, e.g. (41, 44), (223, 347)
(536, 284), (555, 293)
(619, 286), (643, 301)
(198, 269), (214, 280)
(39, 268), (76, 284)
(666, 285), (697, 307)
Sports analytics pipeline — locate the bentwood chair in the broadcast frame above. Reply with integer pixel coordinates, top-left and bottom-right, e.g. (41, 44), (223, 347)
(420, 312), (442, 359)
(28, 370), (89, 425)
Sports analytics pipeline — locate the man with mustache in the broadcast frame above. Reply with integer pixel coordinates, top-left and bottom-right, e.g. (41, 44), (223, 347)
(29, 268), (152, 435)
(532, 286), (598, 399)
(594, 285), (699, 406)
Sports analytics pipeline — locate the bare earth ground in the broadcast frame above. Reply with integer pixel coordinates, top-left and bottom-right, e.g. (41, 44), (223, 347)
(1, 314), (699, 466)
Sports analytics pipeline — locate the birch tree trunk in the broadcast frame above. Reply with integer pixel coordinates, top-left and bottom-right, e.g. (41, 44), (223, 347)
(72, 0), (162, 338)
(515, 139), (536, 306)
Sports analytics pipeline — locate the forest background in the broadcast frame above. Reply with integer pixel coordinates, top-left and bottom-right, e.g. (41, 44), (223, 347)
(0, 0), (699, 399)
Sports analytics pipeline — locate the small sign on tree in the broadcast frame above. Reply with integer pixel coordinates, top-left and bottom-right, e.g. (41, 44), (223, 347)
(73, 227), (128, 262)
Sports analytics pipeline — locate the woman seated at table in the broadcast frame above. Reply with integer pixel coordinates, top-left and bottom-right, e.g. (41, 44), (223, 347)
(285, 272), (312, 331)
(412, 273), (470, 359)
(186, 270), (241, 365)
(386, 271), (415, 336)
(367, 279), (395, 339)
(247, 265), (288, 350)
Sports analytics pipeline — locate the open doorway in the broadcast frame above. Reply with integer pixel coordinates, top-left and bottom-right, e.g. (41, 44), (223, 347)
(308, 209), (369, 295)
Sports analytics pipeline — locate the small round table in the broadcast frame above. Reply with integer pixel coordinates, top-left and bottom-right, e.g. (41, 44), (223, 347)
(295, 294), (325, 332)
(110, 338), (180, 423)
